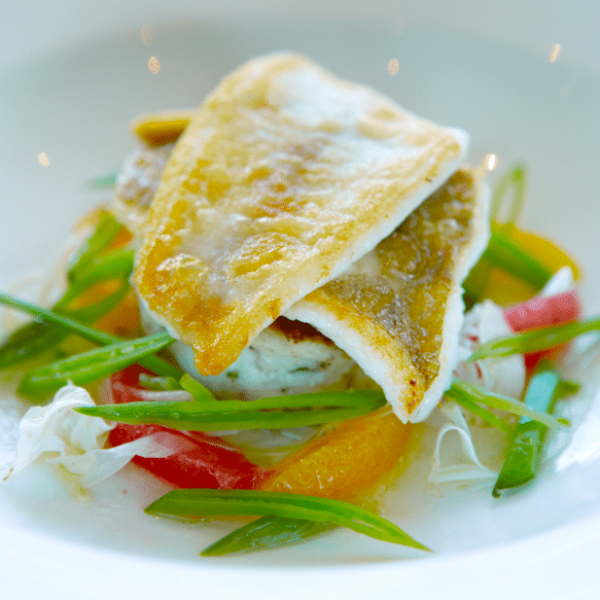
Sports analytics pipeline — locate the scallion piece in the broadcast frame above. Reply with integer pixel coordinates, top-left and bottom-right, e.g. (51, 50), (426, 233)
(144, 489), (431, 553)
(138, 373), (183, 391)
(493, 362), (565, 497)
(468, 315), (600, 362)
(0, 319), (70, 369)
(444, 386), (513, 434)
(201, 515), (335, 556)
(0, 293), (181, 379)
(67, 210), (124, 281)
(480, 227), (553, 290)
(490, 162), (527, 226)
(76, 389), (387, 431)
(64, 249), (134, 293)
(179, 373), (216, 401)
(450, 378), (569, 431)
(0, 248), (134, 368)
(19, 331), (174, 395)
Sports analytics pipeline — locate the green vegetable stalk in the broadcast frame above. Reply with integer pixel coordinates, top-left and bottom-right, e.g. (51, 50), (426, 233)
(492, 362), (563, 497)
(145, 489), (431, 553)
(76, 389), (388, 431)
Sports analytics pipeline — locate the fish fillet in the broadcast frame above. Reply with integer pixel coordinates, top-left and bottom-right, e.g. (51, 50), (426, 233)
(134, 52), (468, 376)
(285, 168), (490, 422)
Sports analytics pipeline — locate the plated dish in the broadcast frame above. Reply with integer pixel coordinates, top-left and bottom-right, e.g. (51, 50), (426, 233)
(1, 2), (600, 596)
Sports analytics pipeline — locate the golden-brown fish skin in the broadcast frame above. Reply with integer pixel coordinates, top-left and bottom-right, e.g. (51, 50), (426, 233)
(134, 52), (468, 376)
(286, 168), (490, 422)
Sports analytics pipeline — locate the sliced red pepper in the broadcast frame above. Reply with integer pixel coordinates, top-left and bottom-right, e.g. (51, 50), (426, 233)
(108, 365), (266, 490)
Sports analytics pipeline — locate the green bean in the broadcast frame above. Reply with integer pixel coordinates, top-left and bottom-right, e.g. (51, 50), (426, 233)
(0, 293), (181, 379)
(492, 362), (565, 497)
(179, 373), (216, 401)
(19, 331), (174, 396)
(0, 319), (69, 369)
(201, 516), (335, 556)
(138, 373), (183, 391)
(144, 489), (431, 553)
(468, 315), (600, 362)
(481, 227), (553, 290)
(63, 249), (134, 294)
(444, 386), (513, 434)
(67, 210), (123, 282)
(450, 378), (569, 430)
(76, 389), (387, 431)
(0, 248), (134, 368)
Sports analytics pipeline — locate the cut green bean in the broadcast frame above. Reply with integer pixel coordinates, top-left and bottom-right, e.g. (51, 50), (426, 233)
(67, 210), (123, 281)
(480, 227), (553, 290)
(0, 247), (134, 368)
(145, 489), (431, 553)
(469, 315), (600, 362)
(0, 319), (69, 369)
(493, 362), (565, 497)
(19, 331), (174, 395)
(179, 373), (216, 401)
(138, 373), (183, 391)
(450, 378), (569, 431)
(444, 387), (513, 434)
(0, 293), (181, 379)
(201, 515), (335, 556)
(64, 249), (134, 293)
(76, 389), (387, 431)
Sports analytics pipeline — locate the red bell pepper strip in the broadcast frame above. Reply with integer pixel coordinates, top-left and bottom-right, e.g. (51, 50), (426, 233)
(108, 365), (266, 490)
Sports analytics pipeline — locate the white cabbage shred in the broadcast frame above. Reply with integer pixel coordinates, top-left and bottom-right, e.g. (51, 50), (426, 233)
(427, 402), (498, 495)
(454, 299), (526, 399)
(4, 384), (178, 488)
(429, 299), (527, 494)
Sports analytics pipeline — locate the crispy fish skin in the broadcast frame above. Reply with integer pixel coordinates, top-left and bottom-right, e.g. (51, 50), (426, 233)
(134, 52), (468, 376)
(285, 169), (490, 422)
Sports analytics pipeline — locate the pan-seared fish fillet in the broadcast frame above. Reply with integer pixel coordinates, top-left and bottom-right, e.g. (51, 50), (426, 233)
(134, 52), (468, 376)
(285, 168), (490, 422)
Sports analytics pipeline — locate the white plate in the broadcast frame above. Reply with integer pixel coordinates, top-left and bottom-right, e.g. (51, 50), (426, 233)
(1, 1), (600, 598)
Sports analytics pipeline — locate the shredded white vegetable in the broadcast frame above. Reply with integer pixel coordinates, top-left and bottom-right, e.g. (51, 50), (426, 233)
(455, 299), (526, 399)
(540, 266), (574, 297)
(4, 384), (179, 488)
(427, 402), (498, 495)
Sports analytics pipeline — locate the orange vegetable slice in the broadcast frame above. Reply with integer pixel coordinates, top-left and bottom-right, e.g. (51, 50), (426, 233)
(260, 407), (411, 500)
(483, 227), (580, 306)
